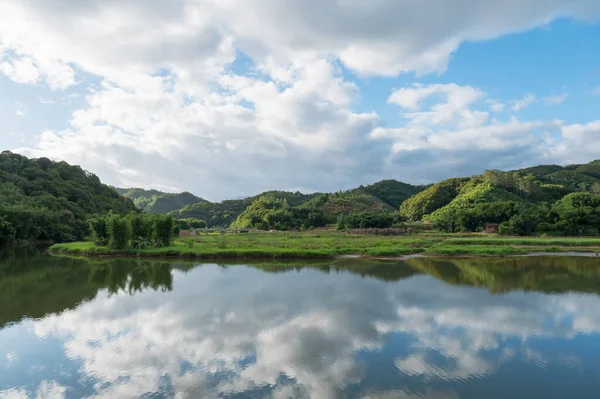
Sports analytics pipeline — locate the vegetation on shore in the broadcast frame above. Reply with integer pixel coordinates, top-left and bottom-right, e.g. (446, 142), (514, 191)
(4, 152), (600, 246)
(49, 231), (600, 260)
(50, 232), (433, 259)
(0, 151), (135, 245)
(135, 160), (600, 236)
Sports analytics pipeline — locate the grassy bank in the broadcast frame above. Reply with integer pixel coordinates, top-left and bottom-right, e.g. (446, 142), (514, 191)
(49, 233), (434, 260)
(425, 245), (525, 256)
(442, 238), (600, 247)
(49, 232), (600, 260)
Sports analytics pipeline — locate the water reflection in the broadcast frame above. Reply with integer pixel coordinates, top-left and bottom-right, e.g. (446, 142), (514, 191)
(1, 249), (600, 398)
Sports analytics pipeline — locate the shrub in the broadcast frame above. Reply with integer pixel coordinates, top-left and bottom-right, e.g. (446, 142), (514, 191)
(154, 215), (174, 247)
(88, 215), (108, 246)
(107, 214), (129, 249)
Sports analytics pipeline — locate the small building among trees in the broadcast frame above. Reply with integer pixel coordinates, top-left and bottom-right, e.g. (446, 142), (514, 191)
(483, 223), (500, 234)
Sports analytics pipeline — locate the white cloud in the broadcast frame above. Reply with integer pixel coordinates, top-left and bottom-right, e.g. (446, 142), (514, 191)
(543, 93), (568, 105)
(0, 0), (599, 197)
(486, 99), (506, 112)
(15, 102), (27, 116)
(375, 83), (559, 154)
(0, 381), (67, 399)
(511, 93), (536, 111)
(0, 52), (76, 90)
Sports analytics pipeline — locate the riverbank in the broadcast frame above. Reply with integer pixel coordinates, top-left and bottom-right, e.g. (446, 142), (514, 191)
(48, 233), (600, 260)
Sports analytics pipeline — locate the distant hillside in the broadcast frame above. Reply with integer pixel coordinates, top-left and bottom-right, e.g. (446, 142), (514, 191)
(512, 161), (600, 190)
(116, 187), (208, 214)
(0, 152), (136, 243)
(172, 191), (320, 227)
(363, 179), (427, 209)
(121, 159), (600, 235)
(403, 161), (600, 235)
(164, 180), (424, 228)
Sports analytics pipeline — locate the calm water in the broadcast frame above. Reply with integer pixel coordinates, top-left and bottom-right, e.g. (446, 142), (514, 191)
(2, 248), (600, 398)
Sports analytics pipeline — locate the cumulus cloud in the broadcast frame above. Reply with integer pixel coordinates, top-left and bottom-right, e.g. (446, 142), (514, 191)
(1, 0), (599, 198)
(371, 83), (569, 181)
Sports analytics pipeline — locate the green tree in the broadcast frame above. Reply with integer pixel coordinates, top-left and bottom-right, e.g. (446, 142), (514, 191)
(88, 215), (108, 246)
(107, 214), (129, 249)
(154, 215), (174, 247)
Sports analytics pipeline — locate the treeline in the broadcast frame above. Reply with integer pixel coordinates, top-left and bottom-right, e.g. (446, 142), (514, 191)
(88, 213), (175, 249)
(336, 211), (397, 230)
(0, 152), (135, 245)
(116, 188), (207, 214)
(140, 181), (423, 228)
(230, 196), (328, 230)
(426, 186), (600, 236)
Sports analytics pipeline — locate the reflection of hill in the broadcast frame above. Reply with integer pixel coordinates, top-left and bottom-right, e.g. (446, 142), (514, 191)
(405, 256), (600, 294)
(0, 248), (176, 329)
(241, 259), (421, 282)
(0, 247), (100, 329)
(4, 250), (600, 330)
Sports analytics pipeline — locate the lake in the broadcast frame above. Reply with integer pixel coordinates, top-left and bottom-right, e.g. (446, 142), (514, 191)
(2, 247), (600, 398)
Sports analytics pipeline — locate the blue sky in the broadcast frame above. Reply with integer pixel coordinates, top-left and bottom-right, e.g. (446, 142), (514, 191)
(1, 1), (599, 200)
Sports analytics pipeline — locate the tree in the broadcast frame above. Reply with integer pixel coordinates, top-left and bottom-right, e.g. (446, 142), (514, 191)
(128, 213), (153, 245)
(0, 217), (16, 245)
(107, 214), (129, 250)
(154, 215), (174, 247)
(88, 215), (108, 246)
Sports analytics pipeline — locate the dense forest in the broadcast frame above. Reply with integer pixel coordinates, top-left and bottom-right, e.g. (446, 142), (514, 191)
(3, 151), (600, 244)
(0, 152), (135, 244)
(114, 187), (207, 214)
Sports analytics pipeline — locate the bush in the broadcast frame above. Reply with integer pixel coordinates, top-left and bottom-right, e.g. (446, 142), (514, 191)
(128, 213), (153, 244)
(154, 215), (174, 247)
(107, 214), (129, 249)
(88, 215), (108, 246)
(344, 211), (394, 229)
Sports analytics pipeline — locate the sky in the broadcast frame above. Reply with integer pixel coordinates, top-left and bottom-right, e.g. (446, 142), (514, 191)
(1, 0), (600, 201)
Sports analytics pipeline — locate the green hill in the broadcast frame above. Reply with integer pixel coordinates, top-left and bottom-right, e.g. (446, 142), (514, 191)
(399, 177), (470, 222)
(116, 188), (208, 214)
(314, 189), (395, 216)
(362, 179), (426, 208)
(0, 151), (136, 243)
(171, 183), (418, 229)
(409, 163), (600, 235)
(171, 191), (320, 227)
(512, 161), (600, 191)
(86, 157), (600, 235)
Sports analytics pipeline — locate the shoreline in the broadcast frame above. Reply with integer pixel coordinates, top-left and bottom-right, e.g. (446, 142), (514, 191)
(47, 247), (600, 262)
(47, 235), (600, 262)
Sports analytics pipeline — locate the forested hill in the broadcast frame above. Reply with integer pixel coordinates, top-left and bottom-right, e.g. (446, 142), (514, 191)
(114, 187), (207, 214)
(0, 151), (135, 244)
(3, 151), (599, 242)
(399, 160), (600, 236)
(165, 180), (426, 228)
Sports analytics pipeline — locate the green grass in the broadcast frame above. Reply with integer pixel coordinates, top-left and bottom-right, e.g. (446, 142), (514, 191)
(49, 232), (600, 260)
(442, 238), (600, 247)
(49, 233), (442, 260)
(363, 247), (425, 257)
(426, 245), (525, 256)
